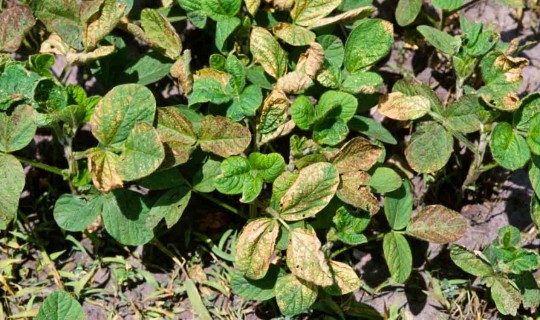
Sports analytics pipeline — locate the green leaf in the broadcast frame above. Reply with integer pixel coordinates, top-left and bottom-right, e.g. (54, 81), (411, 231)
(405, 122), (453, 173)
(317, 90), (358, 122)
(117, 123), (165, 181)
(396, 0), (422, 26)
(368, 167), (402, 194)
(101, 190), (154, 246)
(280, 162), (340, 221)
(384, 181), (413, 230)
(317, 35), (344, 67)
(291, 95), (316, 130)
(313, 117), (349, 146)
(0, 154), (25, 229)
(230, 264), (280, 301)
(0, 64), (41, 111)
(514, 93), (540, 131)
(139, 167), (187, 190)
(417, 25), (461, 55)
(274, 23), (316, 46)
(489, 122), (530, 170)
(324, 260), (361, 295)
(248, 152), (286, 182)
(275, 274), (318, 316)
(0, 105), (37, 153)
(432, 0), (464, 9)
(493, 0), (524, 7)
(33, 0), (83, 50)
(250, 27), (288, 79)
(445, 95), (483, 133)
(156, 107), (197, 169)
(491, 277), (521, 316)
(189, 78), (231, 105)
(515, 272), (540, 310)
(53, 195), (103, 232)
(287, 226), (333, 286)
(345, 19), (393, 72)
(199, 115), (251, 158)
(216, 17), (241, 52)
(531, 194), (540, 229)
(227, 85), (263, 121)
(235, 218), (279, 279)
(214, 156), (251, 194)
(225, 54), (246, 94)
(378, 92), (430, 121)
(90, 84), (156, 145)
(406, 205), (467, 243)
(341, 72), (383, 94)
(348, 116), (397, 145)
(332, 136), (383, 174)
(140, 9), (183, 59)
(202, 0), (242, 21)
(333, 207), (370, 245)
(450, 245), (494, 277)
(192, 157), (222, 193)
(528, 113), (540, 155)
(0, 4), (36, 52)
(383, 232), (412, 283)
(291, 0), (341, 27)
(123, 53), (173, 86)
(146, 187), (191, 229)
(36, 291), (86, 320)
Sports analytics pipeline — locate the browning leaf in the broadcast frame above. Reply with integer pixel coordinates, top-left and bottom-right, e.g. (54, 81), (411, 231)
(277, 71), (313, 94)
(235, 218), (279, 279)
(406, 205), (468, 243)
(324, 260), (361, 295)
(336, 171), (379, 216)
(250, 26), (288, 79)
(332, 136), (383, 174)
(199, 115), (251, 158)
(88, 148), (123, 193)
(378, 92), (430, 121)
(170, 50), (194, 95)
(0, 4), (36, 52)
(297, 42), (325, 78)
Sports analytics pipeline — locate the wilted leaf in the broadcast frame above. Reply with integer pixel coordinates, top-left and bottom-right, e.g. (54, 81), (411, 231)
(199, 115), (251, 158)
(405, 122), (453, 173)
(171, 50), (194, 94)
(277, 71), (313, 94)
(235, 218), (279, 280)
(53, 195), (103, 232)
(384, 181), (413, 230)
(274, 23), (315, 46)
(324, 260), (361, 295)
(146, 186), (191, 229)
(287, 226), (333, 286)
(84, 0), (127, 50)
(0, 64), (41, 111)
(383, 232), (412, 283)
(90, 84), (156, 145)
(248, 152), (286, 182)
(337, 171), (379, 215)
(291, 0), (341, 27)
(0, 105), (37, 153)
(36, 291), (86, 320)
(417, 25), (461, 55)
(250, 26), (287, 79)
(0, 154), (25, 229)
(368, 167), (402, 194)
(490, 122), (530, 170)
(297, 42), (325, 78)
(396, 0), (422, 26)
(345, 19), (393, 72)
(140, 9), (183, 59)
(275, 274), (318, 316)
(378, 92), (430, 121)
(101, 190), (154, 246)
(313, 117), (349, 146)
(87, 148), (123, 193)
(406, 205), (467, 243)
(309, 5), (375, 29)
(332, 137), (383, 174)
(156, 107), (197, 168)
(0, 4), (36, 52)
(280, 162), (340, 221)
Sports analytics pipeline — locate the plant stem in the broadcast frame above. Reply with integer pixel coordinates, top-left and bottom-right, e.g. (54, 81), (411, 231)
(448, 0), (484, 16)
(193, 191), (242, 217)
(462, 123), (492, 191)
(150, 238), (183, 267)
(14, 155), (65, 176)
(428, 111), (477, 152)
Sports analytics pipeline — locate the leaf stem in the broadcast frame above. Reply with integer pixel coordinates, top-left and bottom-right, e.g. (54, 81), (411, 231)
(462, 123), (492, 190)
(428, 111), (477, 152)
(448, 0), (484, 16)
(193, 191), (243, 217)
(14, 155), (65, 176)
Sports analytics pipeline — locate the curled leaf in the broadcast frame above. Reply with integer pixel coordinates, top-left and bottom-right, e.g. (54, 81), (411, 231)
(336, 171), (379, 216)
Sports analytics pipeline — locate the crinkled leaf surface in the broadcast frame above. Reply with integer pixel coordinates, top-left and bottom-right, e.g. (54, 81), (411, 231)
(332, 137), (382, 174)
(84, 0), (127, 50)
(317, 90), (358, 122)
(280, 162), (339, 221)
(235, 218), (279, 280)
(156, 107), (197, 168)
(333, 207), (370, 245)
(291, 95), (316, 130)
(336, 171), (379, 215)
(406, 205), (467, 243)
(90, 84), (156, 145)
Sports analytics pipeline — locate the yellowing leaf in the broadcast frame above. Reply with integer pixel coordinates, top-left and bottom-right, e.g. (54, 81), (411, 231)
(156, 107), (197, 168)
(336, 171), (379, 216)
(244, 0), (261, 16)
(84, 0), (127, 50)
(141, 9), (183, 59)
(88, 148), (123, 193)
(324, 260), (361, 295)
(257, 88), (290, 138)
(378, 92), (430, 121)
(308, 6), (375, 29)
(332, 137), (383, 174)
(250, 26), (288, 79)
(0, 154), (25, 229)
(280, 162), (340, 221)
(291, 0), (341, 27)
(171, 50), (194, 95)
(273, 23), (315, 46)
(406, 205), (467, 243)
(235, 218), (279, 279)
(383, 231), (412, 283)
(277, 71), (313, 94)
(275, 274), (318, 316)
(199, 115), (251, 158)
(297, 42), (325, 78)
(287, 227), (333, 286)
